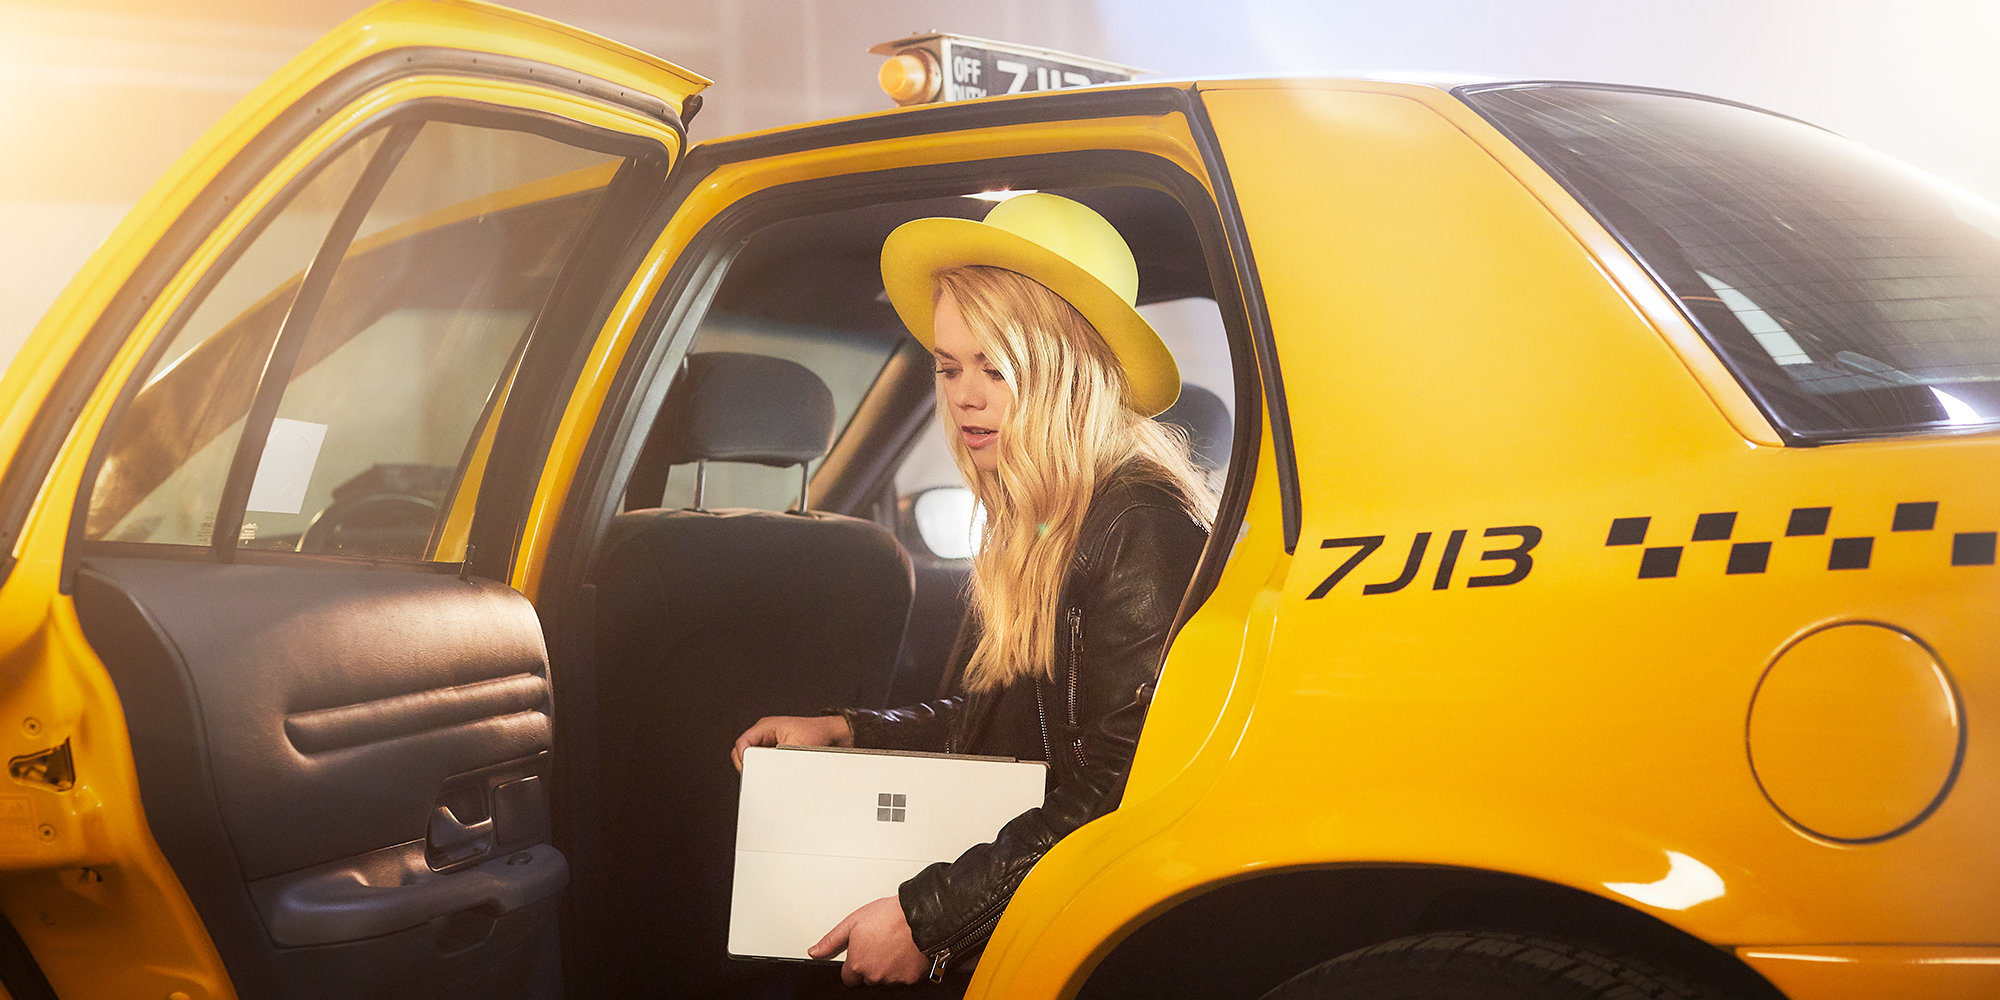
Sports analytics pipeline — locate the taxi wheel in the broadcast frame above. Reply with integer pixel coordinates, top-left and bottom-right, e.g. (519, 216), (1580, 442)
(1258, 931), (1730, 1000)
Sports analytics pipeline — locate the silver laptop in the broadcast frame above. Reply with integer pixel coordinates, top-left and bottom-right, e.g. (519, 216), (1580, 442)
(730, 745), (1047, 961)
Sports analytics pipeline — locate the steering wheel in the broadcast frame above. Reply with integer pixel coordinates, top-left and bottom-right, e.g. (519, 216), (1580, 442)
(297, 492), (442, 558)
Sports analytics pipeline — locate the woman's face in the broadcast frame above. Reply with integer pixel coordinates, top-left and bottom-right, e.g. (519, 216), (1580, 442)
(932, 288), (1015, 473)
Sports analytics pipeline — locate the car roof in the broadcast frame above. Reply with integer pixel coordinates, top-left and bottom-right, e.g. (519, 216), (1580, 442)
(713, 186), (1210, 343)
(699, 74), (1459, 146)
(698, 74), (1786, 151)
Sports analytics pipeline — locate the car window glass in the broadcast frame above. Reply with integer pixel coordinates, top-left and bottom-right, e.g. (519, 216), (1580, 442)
(84, 131), (388, 547)
(85, 120), (624, 559)
(1697, 272), (1812, 367)
(1463, 85), (2000, 440)
(238, 123), (616, 556)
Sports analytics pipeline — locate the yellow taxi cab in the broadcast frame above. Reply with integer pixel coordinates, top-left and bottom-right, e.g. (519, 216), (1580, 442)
(0, 1), (1993, 997)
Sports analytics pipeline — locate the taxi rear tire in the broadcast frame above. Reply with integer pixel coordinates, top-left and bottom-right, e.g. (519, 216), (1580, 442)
(1257, 931), (1730, 1000)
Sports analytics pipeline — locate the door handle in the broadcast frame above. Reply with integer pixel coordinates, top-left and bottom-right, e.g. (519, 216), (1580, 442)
(428, 804), (495, 868)
(258, 842), (568, 948)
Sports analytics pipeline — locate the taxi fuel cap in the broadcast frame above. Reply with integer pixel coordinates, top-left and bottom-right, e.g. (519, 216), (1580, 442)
(1747, 622), (1966, 843)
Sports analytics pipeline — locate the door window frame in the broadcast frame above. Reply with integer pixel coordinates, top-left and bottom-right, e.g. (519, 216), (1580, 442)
(63, 99), (675, 581)
(540, 89), (1274, 644)
(559, 153), (1259, 605)
(534, 90), (1276, 998)
(2, 46), (687, 592)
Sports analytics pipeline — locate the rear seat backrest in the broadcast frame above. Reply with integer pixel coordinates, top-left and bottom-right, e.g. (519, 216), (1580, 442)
(585, 351), (914, 996)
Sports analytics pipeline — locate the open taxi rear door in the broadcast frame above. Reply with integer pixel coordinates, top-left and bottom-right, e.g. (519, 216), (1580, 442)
(0, 2), (702, 996)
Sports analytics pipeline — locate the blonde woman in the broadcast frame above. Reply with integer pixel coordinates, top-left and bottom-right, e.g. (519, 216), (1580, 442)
(733, 193), (1214, 989)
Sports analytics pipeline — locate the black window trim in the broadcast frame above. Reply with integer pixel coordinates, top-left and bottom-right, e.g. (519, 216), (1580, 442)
(206, 122), (420, 563)
(1187, 83), (1300, 552)
(461, 145), (678, 583)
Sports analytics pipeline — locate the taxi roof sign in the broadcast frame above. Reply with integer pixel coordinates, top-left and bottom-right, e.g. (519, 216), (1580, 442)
(870, 33), (1145, 106)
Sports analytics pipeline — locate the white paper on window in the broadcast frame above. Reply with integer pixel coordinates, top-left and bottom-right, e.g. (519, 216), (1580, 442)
(246, 418), (327, 514)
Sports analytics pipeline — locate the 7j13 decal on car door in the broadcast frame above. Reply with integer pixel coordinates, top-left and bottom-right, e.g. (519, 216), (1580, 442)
(1308, 526), (1542, 599)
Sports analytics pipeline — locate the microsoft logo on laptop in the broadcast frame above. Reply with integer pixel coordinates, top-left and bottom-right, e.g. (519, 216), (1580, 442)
(876, 793), (907, 823)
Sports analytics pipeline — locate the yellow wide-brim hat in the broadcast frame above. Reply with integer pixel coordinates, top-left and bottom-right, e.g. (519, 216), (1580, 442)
(881, 192), (1181, 417)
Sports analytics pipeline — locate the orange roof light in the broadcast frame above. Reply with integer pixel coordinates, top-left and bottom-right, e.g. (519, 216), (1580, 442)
(870, 33), (1144, 107)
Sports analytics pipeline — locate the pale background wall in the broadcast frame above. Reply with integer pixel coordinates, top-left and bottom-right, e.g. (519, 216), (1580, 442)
(1, 0), (1994, 372)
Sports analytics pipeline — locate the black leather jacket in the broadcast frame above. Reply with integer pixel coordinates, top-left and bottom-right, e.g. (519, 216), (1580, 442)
(837, 474), (1208, 976)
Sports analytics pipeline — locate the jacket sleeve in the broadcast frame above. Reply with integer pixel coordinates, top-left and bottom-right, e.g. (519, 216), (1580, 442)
(831, 605), (980, 751)
(834, 697), (962, 753)
(897, 502), (1207, 963)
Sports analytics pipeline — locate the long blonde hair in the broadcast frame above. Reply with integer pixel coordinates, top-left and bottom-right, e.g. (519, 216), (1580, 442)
(935, 266), (1216, 693)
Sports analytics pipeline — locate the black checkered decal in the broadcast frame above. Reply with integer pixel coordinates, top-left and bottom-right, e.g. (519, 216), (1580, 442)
(1606, 502), (1994, 578)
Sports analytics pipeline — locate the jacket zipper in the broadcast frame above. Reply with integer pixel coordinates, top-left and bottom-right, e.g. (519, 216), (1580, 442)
(1034, 682), (1052, 762)
(924, 894), (1011, 981)
(927, 609), (1086, 981)
(1066, 606), (1088, 768)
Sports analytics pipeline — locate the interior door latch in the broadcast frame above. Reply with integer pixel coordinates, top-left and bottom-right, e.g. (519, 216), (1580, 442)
(8, 740), (74, 791)
(427, 799), (495, 870)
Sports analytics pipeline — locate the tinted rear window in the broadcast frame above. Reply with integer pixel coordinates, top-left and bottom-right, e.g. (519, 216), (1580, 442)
(1461, 84), (2000, 441)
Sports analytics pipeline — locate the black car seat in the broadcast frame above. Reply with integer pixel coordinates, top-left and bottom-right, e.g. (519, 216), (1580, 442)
(585, 351), (915, 997)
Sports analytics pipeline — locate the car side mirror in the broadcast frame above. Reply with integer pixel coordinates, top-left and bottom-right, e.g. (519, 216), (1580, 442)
(910, 486), (984, 560)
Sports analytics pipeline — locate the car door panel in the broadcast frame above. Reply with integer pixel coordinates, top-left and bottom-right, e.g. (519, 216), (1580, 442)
(73, 557), (557, 997)
(0, 1), (708, 991)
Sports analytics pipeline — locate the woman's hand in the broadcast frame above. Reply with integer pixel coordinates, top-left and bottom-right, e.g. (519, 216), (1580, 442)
(809, 895), (929, 987)
(730, 714), (854, 770)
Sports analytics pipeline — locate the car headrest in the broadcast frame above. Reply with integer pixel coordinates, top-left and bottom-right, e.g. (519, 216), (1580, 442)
(654, 352), (835, 467)
(1156, 384), (1230, 472)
